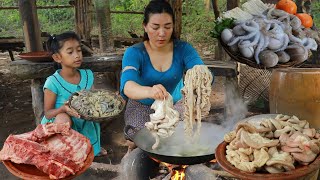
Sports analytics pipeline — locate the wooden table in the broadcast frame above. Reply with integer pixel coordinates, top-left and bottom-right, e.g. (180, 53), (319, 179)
(0, 38), (25, 61)
(9, 56), (237, 124)
(203, 60), (237, 78)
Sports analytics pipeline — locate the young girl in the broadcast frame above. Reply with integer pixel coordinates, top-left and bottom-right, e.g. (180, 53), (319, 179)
(41, 31), (106, 156)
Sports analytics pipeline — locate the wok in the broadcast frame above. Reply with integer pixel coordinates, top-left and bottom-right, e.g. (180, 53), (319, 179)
(124, 121), (230, 165)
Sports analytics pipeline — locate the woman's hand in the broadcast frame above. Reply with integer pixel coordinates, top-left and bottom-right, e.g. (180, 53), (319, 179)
(63, 102), (80, 118)
(149, 84), (168, 100)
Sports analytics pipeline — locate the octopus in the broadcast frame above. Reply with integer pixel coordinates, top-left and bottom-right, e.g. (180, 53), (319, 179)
(226, 16), (291, 65)
(181, 65), (213, 142)
(69, 89), (124, 118)
(221, 0), (318, 67)
(145, 94), (180, 150)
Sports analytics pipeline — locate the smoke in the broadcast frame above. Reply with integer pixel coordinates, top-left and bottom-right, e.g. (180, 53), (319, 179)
(222, 79), (248, 131)
(205, 78), (248, 132)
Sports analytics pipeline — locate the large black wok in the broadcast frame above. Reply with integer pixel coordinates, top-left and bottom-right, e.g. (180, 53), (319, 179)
(124, 121), (229, 165)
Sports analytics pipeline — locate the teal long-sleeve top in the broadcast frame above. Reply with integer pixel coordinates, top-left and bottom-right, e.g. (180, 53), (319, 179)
(120, 40), (205, 105)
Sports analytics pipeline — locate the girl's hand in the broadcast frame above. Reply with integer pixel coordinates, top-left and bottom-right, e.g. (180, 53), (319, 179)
(63, 102), (80, 118)
(149, 84), (168, 100)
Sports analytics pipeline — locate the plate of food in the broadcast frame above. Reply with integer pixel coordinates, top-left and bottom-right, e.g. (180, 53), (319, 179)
(0, 123), (94, 180)
(215, 114), (320, 180)
(2, 147), (94, 180)
(69, 89), (126, 122)
(212, 0), (318, 69)
(18, 51), (53, 62)
(216, 142), (320, 180)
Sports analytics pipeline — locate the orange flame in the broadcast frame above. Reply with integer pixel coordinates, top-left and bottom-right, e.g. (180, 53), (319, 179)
(150, 157), (161, 163)
(150, 157), (188, 180)
(171, 165), (187, 180)
(210, 159), (217, 163)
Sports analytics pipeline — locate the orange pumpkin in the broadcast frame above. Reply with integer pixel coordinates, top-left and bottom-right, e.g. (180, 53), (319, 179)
(276, 0), (297, 14)
(295, 13), (313, 28)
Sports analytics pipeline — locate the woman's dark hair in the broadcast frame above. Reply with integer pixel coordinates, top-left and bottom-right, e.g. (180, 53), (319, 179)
(46, 31), (81, 69)
(143, 0), (176, 41)
(46, 31), (81, 54)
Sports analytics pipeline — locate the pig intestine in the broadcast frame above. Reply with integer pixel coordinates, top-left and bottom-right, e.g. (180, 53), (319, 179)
(224, 114), (320, 173)
(145, 94), (180, 149)
(182, 65), (213, 142)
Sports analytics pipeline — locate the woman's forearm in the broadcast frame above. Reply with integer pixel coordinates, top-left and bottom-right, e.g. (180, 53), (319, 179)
(123, 81), (152, 100)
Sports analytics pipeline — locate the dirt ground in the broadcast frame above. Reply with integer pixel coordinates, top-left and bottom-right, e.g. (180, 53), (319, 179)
(0, 53), (34, 141)
(0, 51), (231, 179)
(0, 53), (34, 179)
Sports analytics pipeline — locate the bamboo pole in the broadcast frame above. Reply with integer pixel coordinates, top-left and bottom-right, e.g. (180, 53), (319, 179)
(0, 5), (72, 10)
(0, 6), (144, 14)
(74, 0), (93, 44)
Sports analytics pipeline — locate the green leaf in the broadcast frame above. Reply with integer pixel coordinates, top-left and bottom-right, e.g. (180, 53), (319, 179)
(211, 18), (235, 39)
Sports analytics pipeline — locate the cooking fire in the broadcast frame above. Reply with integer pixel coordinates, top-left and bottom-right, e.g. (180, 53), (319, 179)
(150, 157), (236, 180)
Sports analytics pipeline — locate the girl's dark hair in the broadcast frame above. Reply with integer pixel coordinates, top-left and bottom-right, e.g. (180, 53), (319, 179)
(143, 0), (176, 41)
(46, 31), (81, 54)
(46, 31), (81, 69)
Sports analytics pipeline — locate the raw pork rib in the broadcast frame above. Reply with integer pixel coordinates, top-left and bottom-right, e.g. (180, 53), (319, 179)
(0, 123), (92, 179)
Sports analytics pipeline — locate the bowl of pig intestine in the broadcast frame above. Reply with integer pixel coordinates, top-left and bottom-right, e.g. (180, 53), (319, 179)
(215, 114), (320, 180)
(69, 89), (126, 122)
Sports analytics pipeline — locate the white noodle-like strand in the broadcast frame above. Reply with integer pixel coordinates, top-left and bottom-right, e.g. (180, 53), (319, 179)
(182, 65), (213, 142)
(146, 94), (180, 149)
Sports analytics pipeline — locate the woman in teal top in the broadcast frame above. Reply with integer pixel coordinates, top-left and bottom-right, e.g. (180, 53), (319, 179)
(120, 0), (210, 142)
(121, 40), (203, 105)
(120, 1), (213, 179)
(41, 31), (103, 156)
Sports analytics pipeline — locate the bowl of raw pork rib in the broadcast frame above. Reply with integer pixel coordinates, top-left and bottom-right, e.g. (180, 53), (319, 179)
(215, 114), (320, 180)
(214, 0), (319, 69)
(0, 123), (94, 179)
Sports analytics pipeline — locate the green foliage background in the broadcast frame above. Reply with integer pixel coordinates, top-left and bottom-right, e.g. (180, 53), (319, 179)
(0, 0), (75, 37)
(0, 0), (319, 52)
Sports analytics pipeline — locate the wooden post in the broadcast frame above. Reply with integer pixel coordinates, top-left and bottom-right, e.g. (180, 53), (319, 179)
(205, 0), (211, 11)
(169, 0), (182, 39)
(227, 0), (239, 10)
(31, 79), (45, 125)
(303, 0), (312, 14)
(19, 0), (44, 124)
(74, 0), (93, 44)
(95, 0), (113, 52)
(211, 0), (220, 19)
(214, 0), (240, 62)
(296, 0), (303, 13)
(18, 0), (43, 52)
